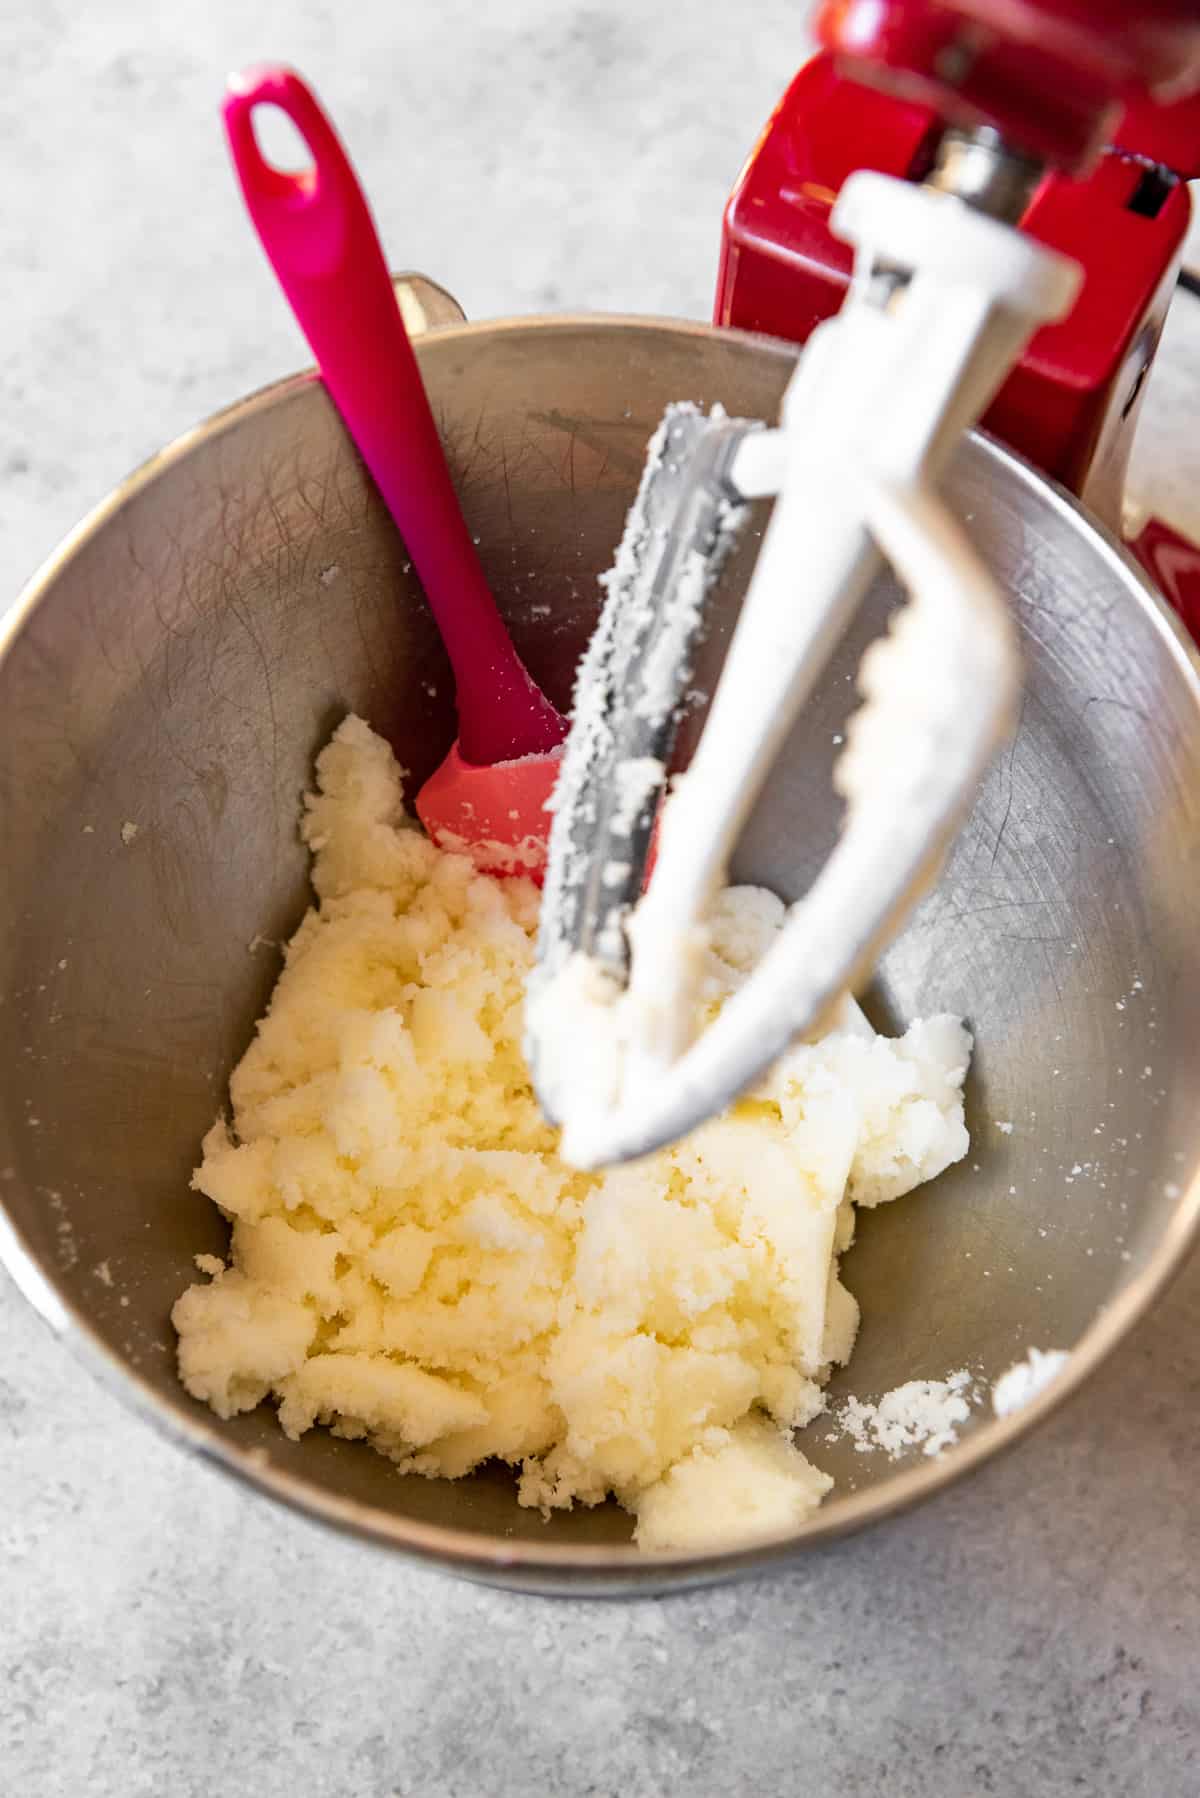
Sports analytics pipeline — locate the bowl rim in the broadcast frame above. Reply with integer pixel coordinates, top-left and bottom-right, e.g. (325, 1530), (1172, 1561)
(3, 309), (1199, 1590)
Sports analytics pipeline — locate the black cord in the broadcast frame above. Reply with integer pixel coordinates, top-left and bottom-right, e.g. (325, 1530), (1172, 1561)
(1179, 266), (1200, 299)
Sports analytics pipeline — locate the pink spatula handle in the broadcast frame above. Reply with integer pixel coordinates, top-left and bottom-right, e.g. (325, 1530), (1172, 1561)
(223, 66), (565, 763)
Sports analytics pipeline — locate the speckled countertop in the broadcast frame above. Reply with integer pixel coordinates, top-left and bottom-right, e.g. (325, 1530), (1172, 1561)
(3, 4), (1198, 1794)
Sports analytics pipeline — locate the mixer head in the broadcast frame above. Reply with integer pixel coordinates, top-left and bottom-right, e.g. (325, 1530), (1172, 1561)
(814, 0), (1200, 173)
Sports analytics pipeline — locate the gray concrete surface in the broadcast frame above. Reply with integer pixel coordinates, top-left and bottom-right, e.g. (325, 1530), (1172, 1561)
(2, 3), (1198, 1793)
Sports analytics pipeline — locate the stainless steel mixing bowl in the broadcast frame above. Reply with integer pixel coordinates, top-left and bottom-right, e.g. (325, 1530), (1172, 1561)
(2, 310), (1199, 1595)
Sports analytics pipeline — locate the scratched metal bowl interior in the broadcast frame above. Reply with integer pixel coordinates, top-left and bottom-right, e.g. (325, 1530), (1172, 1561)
(2, 316), (1199, 1595)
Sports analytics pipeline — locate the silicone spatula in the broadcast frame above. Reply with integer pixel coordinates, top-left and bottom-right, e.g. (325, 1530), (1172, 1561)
(223, 66), (566, 877)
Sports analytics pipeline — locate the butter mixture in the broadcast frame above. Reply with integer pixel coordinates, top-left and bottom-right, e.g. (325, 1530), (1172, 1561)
(173, 717), (971, 1552)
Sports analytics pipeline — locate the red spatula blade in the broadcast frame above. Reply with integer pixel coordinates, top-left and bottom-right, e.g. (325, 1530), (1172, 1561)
(415, 744), (562, 882)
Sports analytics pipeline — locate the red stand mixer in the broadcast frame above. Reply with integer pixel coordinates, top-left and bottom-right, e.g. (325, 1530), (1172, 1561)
(718, 0), (1200, 638)
(531, 0), (1200, 1166)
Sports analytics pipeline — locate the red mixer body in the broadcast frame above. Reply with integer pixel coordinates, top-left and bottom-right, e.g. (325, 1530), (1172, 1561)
(717, 54), (1198, 509)
(716, 50), (1200, 640)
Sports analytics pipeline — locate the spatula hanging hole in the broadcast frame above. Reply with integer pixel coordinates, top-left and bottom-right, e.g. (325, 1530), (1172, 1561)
(250, 102), (318, 179)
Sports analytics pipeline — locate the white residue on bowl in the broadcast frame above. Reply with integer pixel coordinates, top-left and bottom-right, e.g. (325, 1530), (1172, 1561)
(830, 1370), (977, 1459)
(991, 1347), (1069, 1417)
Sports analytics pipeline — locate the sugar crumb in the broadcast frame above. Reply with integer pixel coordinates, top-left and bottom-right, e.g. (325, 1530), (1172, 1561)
(832, 1371), (975, 1460)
